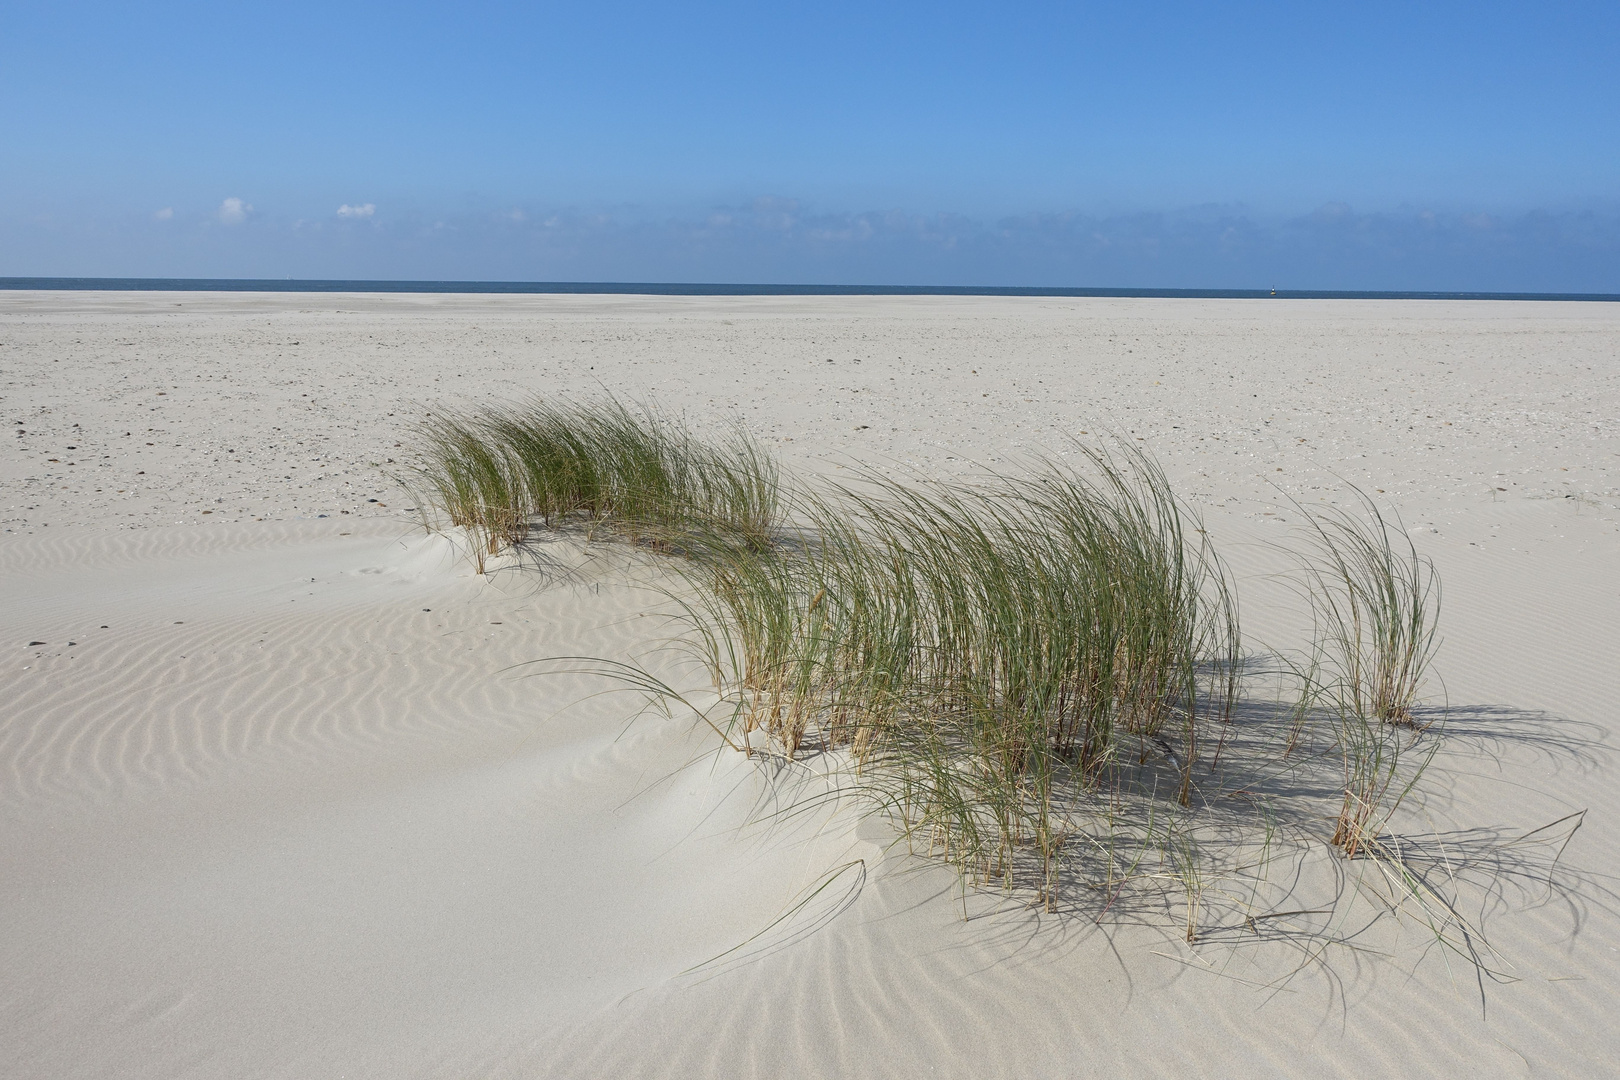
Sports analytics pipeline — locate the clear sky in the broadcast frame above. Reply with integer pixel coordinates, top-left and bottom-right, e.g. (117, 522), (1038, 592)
(3, 0), (1617, 289)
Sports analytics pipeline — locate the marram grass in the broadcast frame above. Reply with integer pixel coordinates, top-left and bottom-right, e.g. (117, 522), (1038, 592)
(409, 398), (1475, 945)
(407, 397), (780, 571)
(670, 449), (1241, 906)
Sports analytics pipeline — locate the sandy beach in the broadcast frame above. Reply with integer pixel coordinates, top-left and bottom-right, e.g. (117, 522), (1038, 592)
(4, 290), (1619, 1078)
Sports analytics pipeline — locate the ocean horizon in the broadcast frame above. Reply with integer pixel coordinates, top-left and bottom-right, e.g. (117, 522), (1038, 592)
(3, 276), (1617, 302)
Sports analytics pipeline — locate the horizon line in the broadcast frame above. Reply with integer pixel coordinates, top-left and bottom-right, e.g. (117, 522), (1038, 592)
(3, 276), (1618, 303)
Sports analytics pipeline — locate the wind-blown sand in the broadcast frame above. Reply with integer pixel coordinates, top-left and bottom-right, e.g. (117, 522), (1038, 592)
(3, 291), (1618, 1078)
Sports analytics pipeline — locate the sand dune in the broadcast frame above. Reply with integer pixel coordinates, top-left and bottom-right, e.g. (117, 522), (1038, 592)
(3, 292), (1619, 1077)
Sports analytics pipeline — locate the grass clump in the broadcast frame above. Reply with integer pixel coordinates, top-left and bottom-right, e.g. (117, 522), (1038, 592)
(410, 401), (1491, 949)
(670, 447), (1240, 908)
(408, 397), (780, 570)
(1284, 491), (1443, 857)
(1295, 491), (1441, 728)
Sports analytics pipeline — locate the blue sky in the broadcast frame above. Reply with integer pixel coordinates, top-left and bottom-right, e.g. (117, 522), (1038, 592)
(3, 1), (1617, 288)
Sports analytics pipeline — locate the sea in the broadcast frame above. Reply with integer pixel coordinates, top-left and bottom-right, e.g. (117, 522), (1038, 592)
(1, 277), (1616, 302)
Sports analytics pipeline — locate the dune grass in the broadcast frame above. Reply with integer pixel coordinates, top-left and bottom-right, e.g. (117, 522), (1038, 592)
(408, 398), (780, 571)
(1295, 491), (1441, 728)
(667, 448), (1240, 907)
(1284, 491), (1443, 856)
(409, 398), (1457, 929)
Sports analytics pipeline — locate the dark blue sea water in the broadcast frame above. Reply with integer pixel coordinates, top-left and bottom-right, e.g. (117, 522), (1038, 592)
(2, 277), (1616, 301)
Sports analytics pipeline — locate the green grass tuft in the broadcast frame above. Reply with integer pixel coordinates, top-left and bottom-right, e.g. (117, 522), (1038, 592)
(408, 401), (1490, 950)
(407, 397), (781, 571)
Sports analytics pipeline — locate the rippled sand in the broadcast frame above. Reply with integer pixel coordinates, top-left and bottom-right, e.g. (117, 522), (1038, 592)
(4, 292), (1619, 1078)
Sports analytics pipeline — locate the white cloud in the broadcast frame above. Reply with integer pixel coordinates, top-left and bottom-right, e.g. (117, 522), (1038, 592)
(337, 203), (376, 218)
(217, 197), (251, 225)
(153, 207), (174, 221)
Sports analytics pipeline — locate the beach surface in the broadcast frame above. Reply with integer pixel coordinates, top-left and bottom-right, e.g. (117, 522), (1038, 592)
(4, 291), (1619, 1078)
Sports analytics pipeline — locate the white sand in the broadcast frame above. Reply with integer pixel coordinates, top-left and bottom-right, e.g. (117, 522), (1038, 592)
(3, 292), (1619, 1077)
